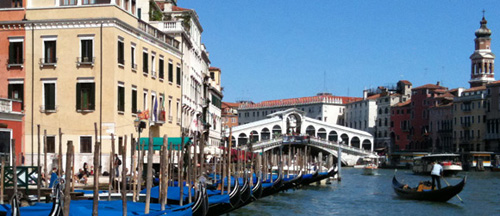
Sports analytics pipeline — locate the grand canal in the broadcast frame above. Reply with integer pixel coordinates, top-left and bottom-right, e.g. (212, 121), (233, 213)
(231, 168), (500, 216)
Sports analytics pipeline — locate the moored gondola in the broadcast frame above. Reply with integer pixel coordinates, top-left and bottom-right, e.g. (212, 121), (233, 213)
(261, 169), (283, 197)
(279, 171), (303, 192)
(207, 177), (240, 216)
(392, 175), (466, 202)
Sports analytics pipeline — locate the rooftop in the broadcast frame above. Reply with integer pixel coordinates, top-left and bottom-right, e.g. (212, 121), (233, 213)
(239, 95), (362, 109)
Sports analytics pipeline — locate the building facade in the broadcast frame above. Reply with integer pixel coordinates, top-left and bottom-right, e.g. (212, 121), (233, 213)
(0, 0), (26, 165)
(21, 0), (182, 171)
(485, 81), (500, 152)
(207, 67), (222, 147)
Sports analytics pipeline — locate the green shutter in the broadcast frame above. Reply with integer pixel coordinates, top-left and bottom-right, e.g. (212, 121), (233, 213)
(45, 84), (55, 110)
(90, 83), (95, 110)
(76, 83), (81, 110)
(132, 89), (137, 113)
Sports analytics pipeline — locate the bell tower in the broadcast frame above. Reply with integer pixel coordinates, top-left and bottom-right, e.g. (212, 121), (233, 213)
(469, 13), (496, 88)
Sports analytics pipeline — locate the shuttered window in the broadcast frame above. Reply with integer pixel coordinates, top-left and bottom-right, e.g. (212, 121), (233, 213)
(81, 39), (93, 62)
(44, 41), (57, 64)
(176, 66), (181, 85)
(118, 40), (124, 65)
(80, 136), (92, 153)
(8, 42), (23, 64)
(76, 83), (95, 111)
(131, 88), (137, 114)
(159, 59), (164, 79)
(118, 85), (125, 112)
(46, 136), (55, 153)
(143, 52), (148, 73)
(168, 62), (173, 82)
(44, 83), (56, 111)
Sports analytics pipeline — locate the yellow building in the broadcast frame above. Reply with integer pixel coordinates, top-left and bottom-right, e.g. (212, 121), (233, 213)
(23, 1), (182, 171)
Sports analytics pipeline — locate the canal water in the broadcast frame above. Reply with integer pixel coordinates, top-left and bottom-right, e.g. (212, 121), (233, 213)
(230, 168), (500, 216)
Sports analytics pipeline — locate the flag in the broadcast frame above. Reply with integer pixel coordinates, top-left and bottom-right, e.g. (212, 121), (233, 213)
(154, 97), (158, 121)
(190, 115), (199, 132)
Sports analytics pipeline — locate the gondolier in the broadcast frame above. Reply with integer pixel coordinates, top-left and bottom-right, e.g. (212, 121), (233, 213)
(431, 161), (443, 190)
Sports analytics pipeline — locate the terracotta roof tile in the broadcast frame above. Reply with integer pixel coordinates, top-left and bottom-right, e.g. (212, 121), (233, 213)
(400, 80), (412, 85)
(172, 6), (190, 11)
(463, 85), (487, 92)
(412, 84), (447, 90)
(395, 100), (411, 107)
(209, 67), (220, 71)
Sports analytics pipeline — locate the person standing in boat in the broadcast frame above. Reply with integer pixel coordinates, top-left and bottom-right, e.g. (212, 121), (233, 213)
(431, 161), (443, 190)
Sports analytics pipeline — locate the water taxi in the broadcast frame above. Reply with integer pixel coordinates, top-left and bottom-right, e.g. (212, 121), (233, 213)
(412, 154), (462, 176)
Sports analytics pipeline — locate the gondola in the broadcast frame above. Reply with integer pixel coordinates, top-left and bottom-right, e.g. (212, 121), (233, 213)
(207, 177), (240, 216)
(300, 169), (319, 186)
(260, 169), (283, 198)
(279, 171), (303, 192)
(191, 183), (208, 216)
(392, 175), (466, 202)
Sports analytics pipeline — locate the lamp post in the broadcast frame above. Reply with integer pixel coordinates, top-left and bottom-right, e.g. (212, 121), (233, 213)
(134, 116), (146, 150)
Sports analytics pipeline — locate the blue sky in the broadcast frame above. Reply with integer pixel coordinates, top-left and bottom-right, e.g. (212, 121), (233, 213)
(180, 0), (500, 102)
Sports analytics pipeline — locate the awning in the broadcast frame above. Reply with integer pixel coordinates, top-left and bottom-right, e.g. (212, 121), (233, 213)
(137, 137), (191, 151)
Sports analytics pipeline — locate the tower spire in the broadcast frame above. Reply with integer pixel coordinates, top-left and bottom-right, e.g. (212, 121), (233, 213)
(469, 14), (495, 88)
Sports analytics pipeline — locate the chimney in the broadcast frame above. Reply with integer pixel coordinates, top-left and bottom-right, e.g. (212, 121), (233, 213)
(363, 90), (368, 100)
(436, 81), (441, 86)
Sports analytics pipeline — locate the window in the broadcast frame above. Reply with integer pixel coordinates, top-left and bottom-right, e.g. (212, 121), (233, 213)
(76, 82), (95, 111)
(210, 72), (215, 80)
(168, 61), (173, 82)
(159, 58), (164, 79)
(176, 65), (181, 85)
(82, 0), (97, 5)
(12, 0), (22, 7)
(79, 36), (94, 64)
(131, 87), (137, 114)
(117, 39), (124, 65)
(80, 136), (92, 153)
(60, 0), (77, 6)
(8, 38), (23, 66)
(142, 51), (148, 73)
(118, 84), (125, 112)
(176, 101), (180, 123)
(43, 81), (56, 111)
(168, 99), (172, 120)
(131, 45), (137, 70)
(46, 136), (55, 153)
(151, 53), (156, 78)
(43, 37), (57, 64)
(143, 90), (148, 111)
(8, 82), (23, 110)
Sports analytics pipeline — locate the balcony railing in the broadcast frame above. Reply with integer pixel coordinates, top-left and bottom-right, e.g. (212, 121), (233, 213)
(40, 105), (57, 113)
(138, 20), (180, 50)
(7, 59), (24, 68)
(40, 58), (58, 67)
(77, 57), (95, 66)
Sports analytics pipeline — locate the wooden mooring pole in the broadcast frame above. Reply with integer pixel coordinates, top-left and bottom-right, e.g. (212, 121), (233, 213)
(121, 135), (127, 216)
(144, 130), (154, 214)
(63, 141), (74, 216)
(36, 125), (41, 202)
(93, 141), (101, 216)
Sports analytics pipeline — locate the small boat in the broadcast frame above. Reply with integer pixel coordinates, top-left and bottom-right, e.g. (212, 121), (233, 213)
(354, 155), (380, 175)
(392, 175), (466, 202)
(412, 154), (463, 176)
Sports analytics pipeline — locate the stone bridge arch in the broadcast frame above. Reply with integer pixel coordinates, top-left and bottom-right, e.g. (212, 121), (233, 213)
(261, 128), (271, 141)
(328, 131), (338, 142)
(351, 137), (360, 148)
(318, 128), (327, 139)
(306, 125), (316, 136)
(272, 125), (282, 138)
(340, 133), (349, 145)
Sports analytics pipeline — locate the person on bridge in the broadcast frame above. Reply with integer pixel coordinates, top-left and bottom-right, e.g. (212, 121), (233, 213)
(430, 161), (443, 190)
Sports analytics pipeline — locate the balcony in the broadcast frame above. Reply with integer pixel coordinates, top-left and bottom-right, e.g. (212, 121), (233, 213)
(7, 59), (24, 69)
(77, 57), (95, 67)
(138, 20), (180, 50)
(40, 105), (57, 113)
(39, 58), (58, 67)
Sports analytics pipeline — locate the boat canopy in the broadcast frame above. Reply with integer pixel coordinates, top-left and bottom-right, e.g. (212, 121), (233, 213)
(137, 137), (192, 150)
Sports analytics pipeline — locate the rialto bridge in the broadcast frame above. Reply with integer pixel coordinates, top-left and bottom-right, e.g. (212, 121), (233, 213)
(228, 108), (376, 166)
